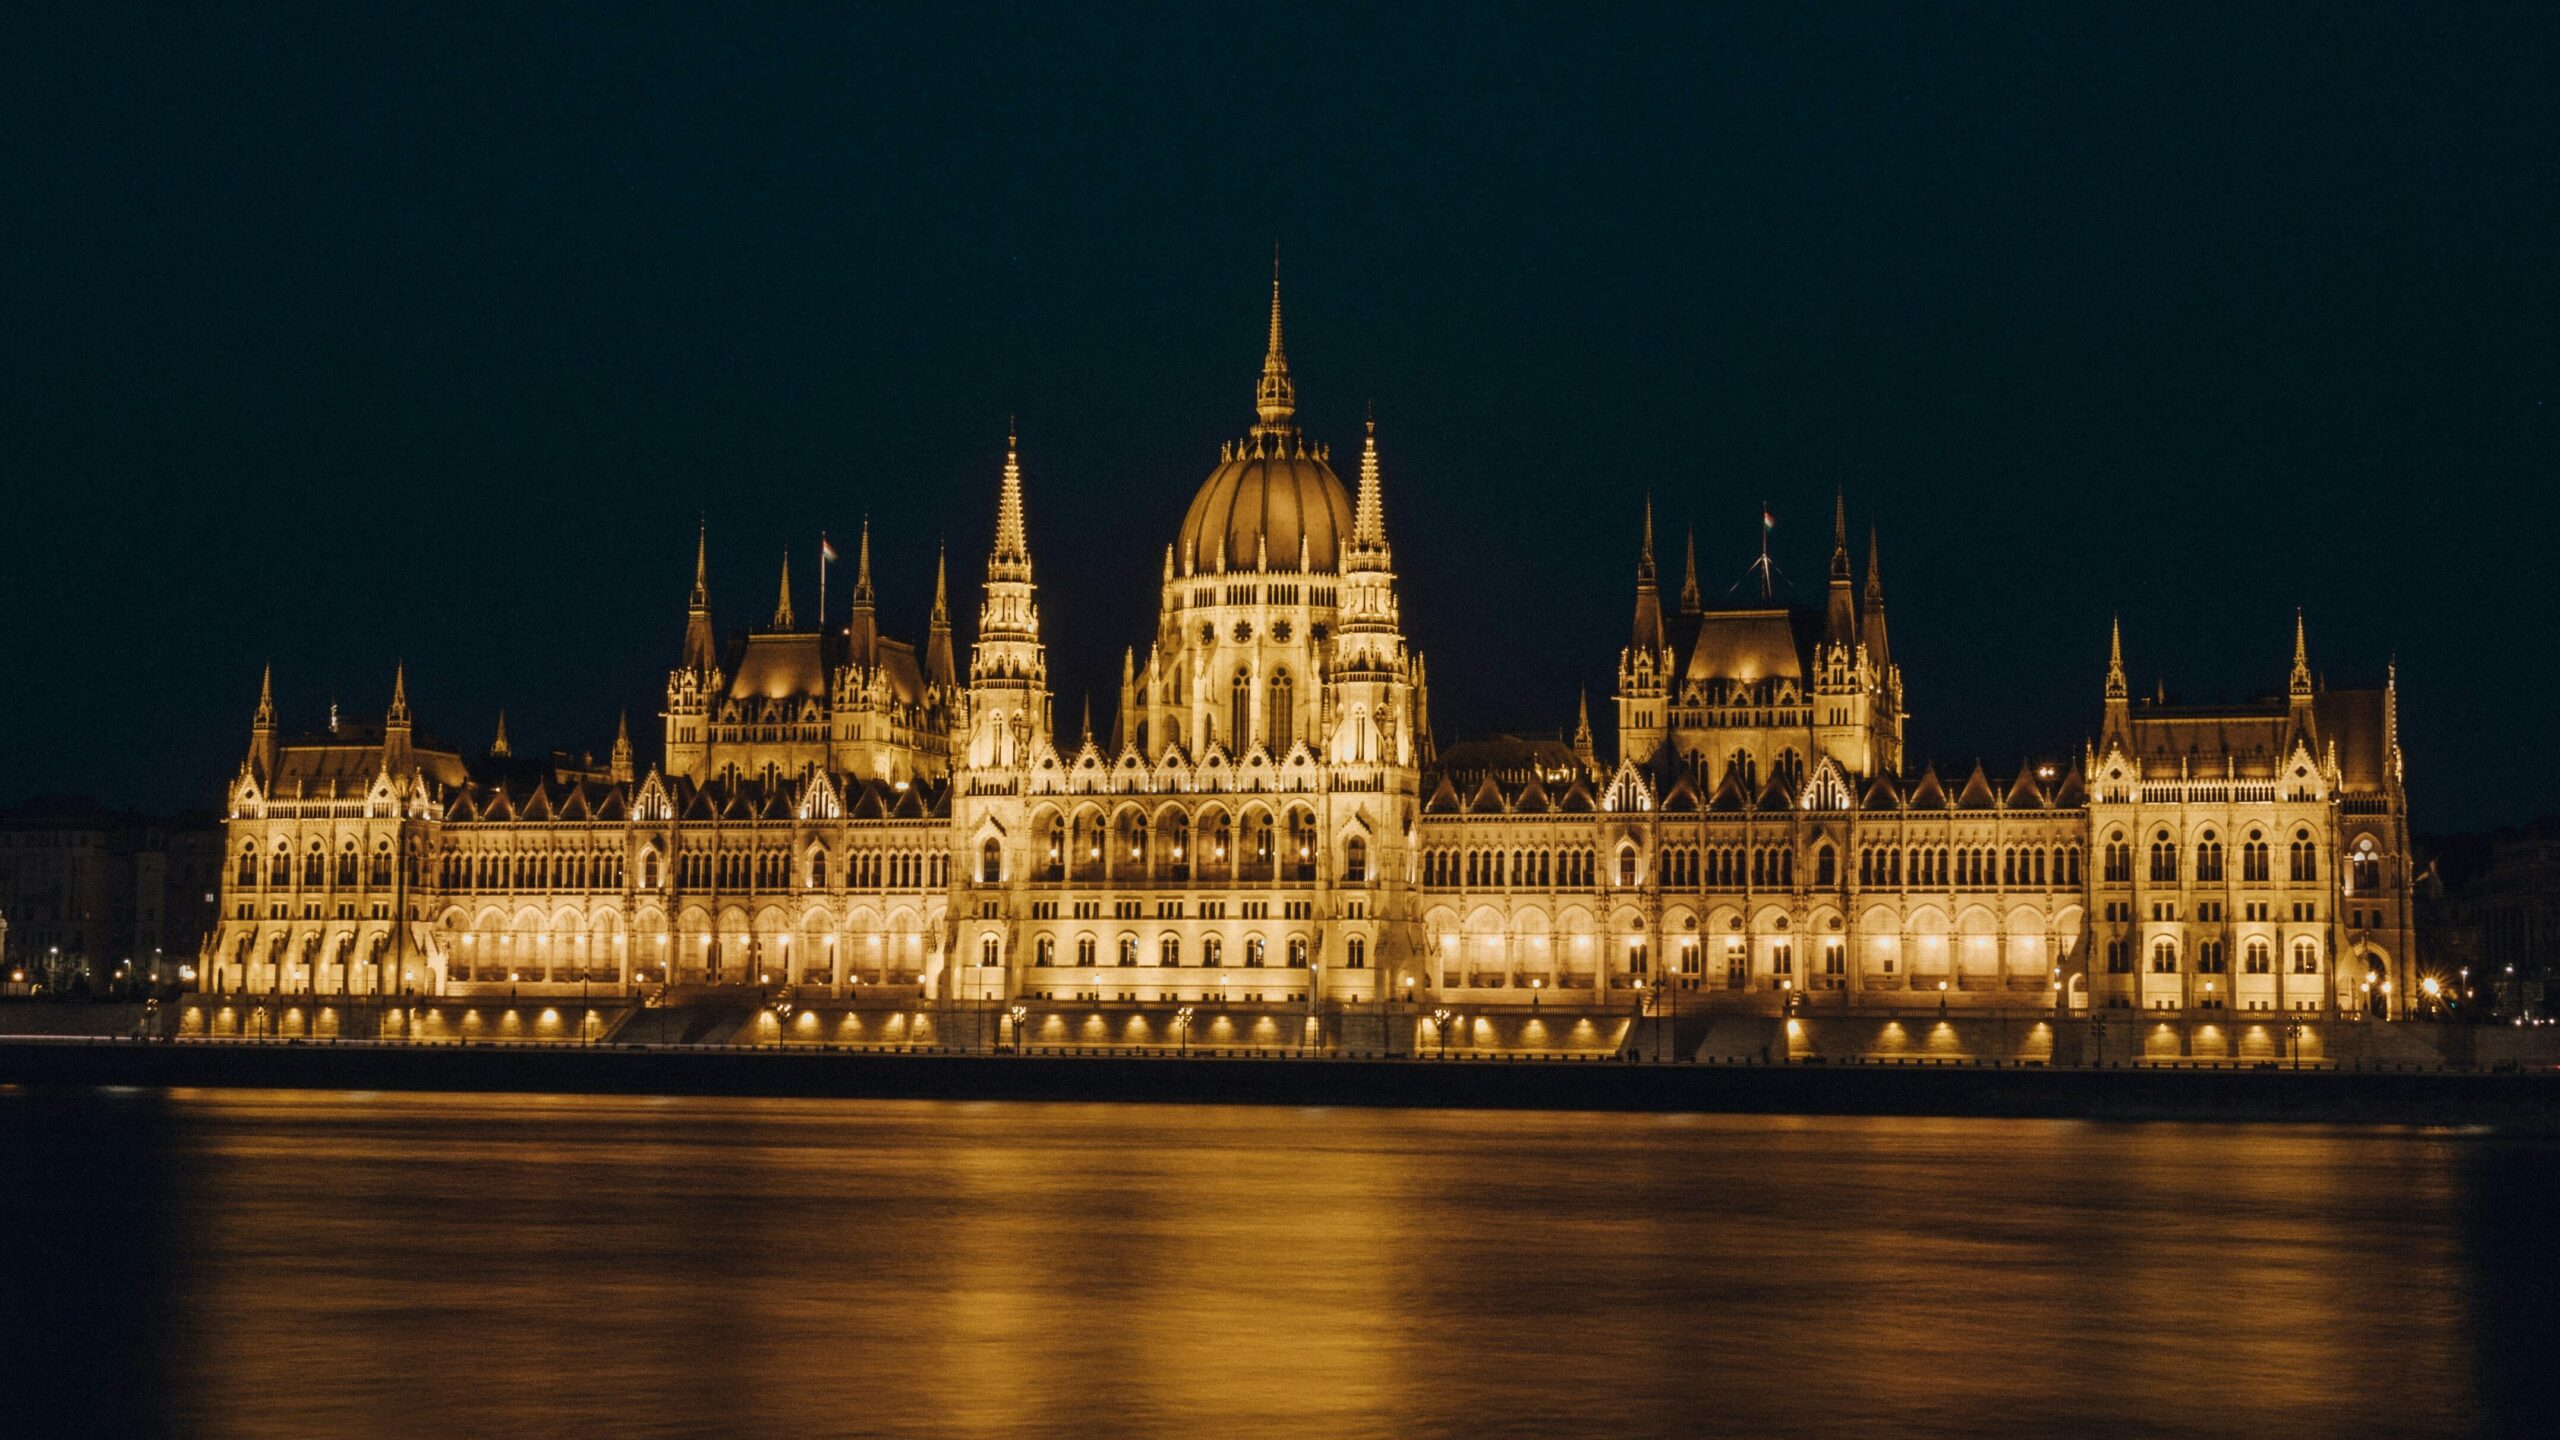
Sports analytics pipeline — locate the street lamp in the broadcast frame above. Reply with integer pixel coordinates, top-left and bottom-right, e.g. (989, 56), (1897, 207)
(1175, 1005), (1194, 1058)
(1432, 1007), (1452, 1060)
(1008, 1003), (1027, 1053)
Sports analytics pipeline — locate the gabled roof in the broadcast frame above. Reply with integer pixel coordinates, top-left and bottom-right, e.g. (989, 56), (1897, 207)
(1906, 766), (1947, 810)
(1859, 771), (1903, 810)
(2003, 766), (2046, 809)
(1955, 763), (1998, 810)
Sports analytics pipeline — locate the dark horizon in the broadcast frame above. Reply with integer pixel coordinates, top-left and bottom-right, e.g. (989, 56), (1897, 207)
(5, 7), (2552, 830)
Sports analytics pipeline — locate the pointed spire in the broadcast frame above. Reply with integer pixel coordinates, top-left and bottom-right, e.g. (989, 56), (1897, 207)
(925, 541), (956, 691)
(846, 516), (879, 667)
(255, 663), (275, 727)
(1679, 527), (1702, 614)
(1254, 254), (1296, 432)
(771, 549), (795, 629)
(1631, 498), (1665, 653)
(1079, 693), (1094, 748)
(2105, 615), (2128, 700)
(387, 664), (410, 724)
(681, 522), (717, 672)
(1352, 407), (1387, 550)
(1825, 491), (1857, 648)
(1574, 689), (1596, 769)
(609, 710), (634, 784)
(1860, 524), (1891, 673)
(991, 424), (1030, 572)
(2289, 609), (2313, 697)
(492, 709), (511, 760)
(1116, 647), (1137, 753)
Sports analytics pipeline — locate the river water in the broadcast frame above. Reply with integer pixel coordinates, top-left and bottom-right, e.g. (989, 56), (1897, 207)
(3, 1089), (2552, 1439)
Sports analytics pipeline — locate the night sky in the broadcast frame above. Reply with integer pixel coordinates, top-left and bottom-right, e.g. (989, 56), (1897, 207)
(4, 6), (2553, 831)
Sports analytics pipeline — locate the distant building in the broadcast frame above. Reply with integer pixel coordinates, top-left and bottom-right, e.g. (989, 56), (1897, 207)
(195, 278), (2417, 1027)
(0, 796), (223, 992)
(2418, 819), (2560, 1017)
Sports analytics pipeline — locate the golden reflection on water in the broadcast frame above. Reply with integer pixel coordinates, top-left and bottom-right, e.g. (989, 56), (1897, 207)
(8, 1090), (2522, 1439)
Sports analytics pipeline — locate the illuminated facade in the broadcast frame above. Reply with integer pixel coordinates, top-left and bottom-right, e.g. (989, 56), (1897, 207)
(198, 283), (2417, 1022)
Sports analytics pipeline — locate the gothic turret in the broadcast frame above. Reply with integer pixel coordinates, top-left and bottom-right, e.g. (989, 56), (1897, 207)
(250, 664), (277, 779)
(770, 550), (796, 631)
(609, 710), (633, 784)
(925, 543), (956, 692)
(385, 664), (412, 776)
(681, 521), (716, 673)
(1615, 499), (1669, 766)
(1824, 492), (1857, 652)
(966, 426), (1048, 767)
(1861, 525), (1891, 674)
(846, 516), (879, 669)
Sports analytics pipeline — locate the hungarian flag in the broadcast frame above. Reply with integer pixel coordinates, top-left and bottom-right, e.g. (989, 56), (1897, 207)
(820, 534), (839, 563)
(1762, 507), (1776, 533)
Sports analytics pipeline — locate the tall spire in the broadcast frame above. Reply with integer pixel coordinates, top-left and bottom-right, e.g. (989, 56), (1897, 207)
(1352, 407), (1387, 549)
(925, 541), (956, 691)
(255, 663), (275, 728)
(1679, 527), (1702, 614)
(387, 663), (409, 724)
(1860, 524), (1891, 672)
(2105, 615), (2128, 700)
(1574, 689), (1596, 769)
(491, 709), (511, 759)
(2289, 609), (2313, 698)
(681, 522), (717, 673)
(1825, 491), (1857, 649)
(846, 515), (879, 667)
(609, 710), (634, 784)
(1254, 253), (1296, 432)
(991, 423), (1031, 575)
(1631, 497), (1665, 652)
(771, 549), (795, 629)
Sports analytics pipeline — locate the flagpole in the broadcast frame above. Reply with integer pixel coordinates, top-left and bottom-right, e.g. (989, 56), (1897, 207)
(818, 531), (829, 633)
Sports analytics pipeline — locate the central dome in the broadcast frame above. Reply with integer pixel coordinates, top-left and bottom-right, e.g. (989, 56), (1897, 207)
(1178, 437), (1353, 574)
(1173, 273), (1354, 575)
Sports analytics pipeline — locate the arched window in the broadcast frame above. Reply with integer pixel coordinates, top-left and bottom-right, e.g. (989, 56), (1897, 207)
(642, 850), (661, 890)
(1814, 844), (1836, 887)
(980, 837), (1003, 884)
(1076, 935), (1097, 967)
(369, 843), (393, 887)
(2292, 939), (2320, 974)
(2350, 839), (2381, 893)
(1728, 750), (1758, 792)
(1118, 935), (1138, 967)
(2149, 832), (2178, 884)
(2245, 939), (2271, 974)
(1618, 845), (1639, 887)
(1034, 936), (1055, 967)
(238, 844), (258, 886)
(303, 844), (326, 887)
(1159, 934), (1180, 966)
(2196, 833), (2224, 883)
(1230, 668), (1252, 753)
(1269, 670), (1294, 753)
(1347, 937), (1366, 968)
(980, 936), (1001, 966)
(336, 845), (359, 886)
(1344, 836), (1368, 883)
(2150, 940), (2178, 973)
(1245, 936), (1266, 967)
(1203, 936), (1224, 966)
(1287, 936), (1309, 967)
(2290, 829), (2317, 882)
(2103, 832), (2131, 883)
(2243, 831), (2270, 882)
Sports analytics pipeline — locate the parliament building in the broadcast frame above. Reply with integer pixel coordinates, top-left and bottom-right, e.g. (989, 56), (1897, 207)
(198, 282), (2418, 1039)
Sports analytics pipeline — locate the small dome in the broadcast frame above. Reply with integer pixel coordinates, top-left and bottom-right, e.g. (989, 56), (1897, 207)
(1178, 436), (1352, 574)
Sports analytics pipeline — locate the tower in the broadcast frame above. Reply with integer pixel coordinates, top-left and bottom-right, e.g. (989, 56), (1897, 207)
(665, 524), (721, 783)
(965, 426), (1049, 769)
(1614, 498), (1670, 766)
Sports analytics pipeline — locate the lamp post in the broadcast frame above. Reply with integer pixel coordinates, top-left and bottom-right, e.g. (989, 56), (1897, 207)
(1432, 1007), (1452, 1061)
(1175, 1005), (1194, 1058)
(1008, 1003), (1027, 1054)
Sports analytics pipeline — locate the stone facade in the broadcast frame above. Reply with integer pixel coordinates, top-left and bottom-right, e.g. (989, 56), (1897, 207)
(196, 281), (2416, 1021)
